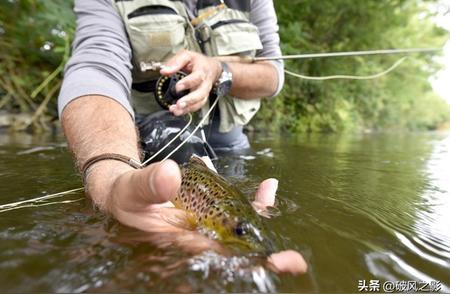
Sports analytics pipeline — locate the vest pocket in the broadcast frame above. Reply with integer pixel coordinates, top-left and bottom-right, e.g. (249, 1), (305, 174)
(127, 5), (187, 64)
(205, 19), (263, 56)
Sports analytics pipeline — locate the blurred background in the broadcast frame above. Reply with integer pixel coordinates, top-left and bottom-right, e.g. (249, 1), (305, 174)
(0, 0), (449, 133)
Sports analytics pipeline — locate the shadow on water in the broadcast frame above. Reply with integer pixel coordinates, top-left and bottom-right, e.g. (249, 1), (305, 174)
(0, 131), (449, 292)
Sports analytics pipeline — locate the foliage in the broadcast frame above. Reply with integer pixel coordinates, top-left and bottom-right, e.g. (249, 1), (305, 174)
(255, 0), (450, 132)
(0, 0), (74, 131)
(0, 0), (448, 132)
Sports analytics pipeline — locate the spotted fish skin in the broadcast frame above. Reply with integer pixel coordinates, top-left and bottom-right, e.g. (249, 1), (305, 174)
(172, 156), (273, 254)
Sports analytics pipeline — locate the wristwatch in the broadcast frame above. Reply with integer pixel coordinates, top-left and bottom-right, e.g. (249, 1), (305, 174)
(215, 62), (233, 97)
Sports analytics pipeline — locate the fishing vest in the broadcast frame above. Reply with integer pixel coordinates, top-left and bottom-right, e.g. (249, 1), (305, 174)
(112, 0), (264, 132)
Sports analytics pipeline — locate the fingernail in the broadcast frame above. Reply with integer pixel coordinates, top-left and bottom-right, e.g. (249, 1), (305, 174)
(161, 66), (174, 72)
(179, 101), (187, 108)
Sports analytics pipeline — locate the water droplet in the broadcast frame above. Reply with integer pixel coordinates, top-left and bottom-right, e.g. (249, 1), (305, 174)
(40, 41), (53, 52)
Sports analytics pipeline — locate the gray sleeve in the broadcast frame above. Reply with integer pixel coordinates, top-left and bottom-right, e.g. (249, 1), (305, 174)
(58, 0), (134, 118)
(250, 0), (284, 97)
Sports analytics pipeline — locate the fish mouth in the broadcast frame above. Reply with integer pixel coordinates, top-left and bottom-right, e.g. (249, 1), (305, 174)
(221, 237), (270, 254)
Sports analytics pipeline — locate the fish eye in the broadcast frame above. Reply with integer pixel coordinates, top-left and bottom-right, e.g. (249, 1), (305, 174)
(234, 222), (247, 236)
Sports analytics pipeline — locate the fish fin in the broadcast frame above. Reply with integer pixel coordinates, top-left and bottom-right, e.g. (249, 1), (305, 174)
(159, 208), (198, 231)
(190, 155), (218, 172)
(190, 154), (208, 166)
(184, 211), (199, 230)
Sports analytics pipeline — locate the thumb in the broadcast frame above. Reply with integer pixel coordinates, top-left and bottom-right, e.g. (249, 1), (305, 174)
(113, 160), (181, 211)
(141, 160), (181, 204)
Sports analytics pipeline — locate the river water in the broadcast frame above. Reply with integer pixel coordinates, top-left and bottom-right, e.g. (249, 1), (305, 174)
(0, 131), (449, 292)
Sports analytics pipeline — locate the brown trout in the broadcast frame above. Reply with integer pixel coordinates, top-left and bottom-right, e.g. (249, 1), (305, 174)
(172, 156), (274, 254)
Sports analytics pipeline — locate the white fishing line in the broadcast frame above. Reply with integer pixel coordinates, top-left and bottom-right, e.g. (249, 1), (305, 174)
(284, 56), (408, 80)
(141, 112), (193, 166)
(0, 188), (84, 213)
(0, 198), (84, 213)
(253, 47), (440, 62)
(162, 97), (220, 161)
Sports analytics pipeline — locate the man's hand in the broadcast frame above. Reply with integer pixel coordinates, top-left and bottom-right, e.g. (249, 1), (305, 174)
(160, 49), (280, 117)
(161, 49), (222, 116)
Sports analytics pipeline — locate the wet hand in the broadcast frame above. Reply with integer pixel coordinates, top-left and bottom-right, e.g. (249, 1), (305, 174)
(160, 49), (222, 116)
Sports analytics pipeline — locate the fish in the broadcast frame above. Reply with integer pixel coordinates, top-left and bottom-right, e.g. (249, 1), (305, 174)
(172, 156), (274, 255)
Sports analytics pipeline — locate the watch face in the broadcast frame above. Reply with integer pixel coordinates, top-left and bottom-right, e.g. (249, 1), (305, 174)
(216, 62), (233, 97)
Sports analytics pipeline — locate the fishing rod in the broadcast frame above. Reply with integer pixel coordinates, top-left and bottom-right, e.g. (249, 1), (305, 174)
(141, 47), (442, 71)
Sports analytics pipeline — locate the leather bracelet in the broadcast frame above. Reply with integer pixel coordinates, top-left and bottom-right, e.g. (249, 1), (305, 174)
(81, 153), (142, 184)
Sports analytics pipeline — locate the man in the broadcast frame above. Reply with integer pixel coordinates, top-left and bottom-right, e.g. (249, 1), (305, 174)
(58, 0), (306, 274)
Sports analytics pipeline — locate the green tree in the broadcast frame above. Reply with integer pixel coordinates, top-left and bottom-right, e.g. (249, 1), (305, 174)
(256, 0), (449, 132)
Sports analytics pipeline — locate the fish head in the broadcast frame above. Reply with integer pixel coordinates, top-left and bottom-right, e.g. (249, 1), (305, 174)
(213, 214), (274, 254)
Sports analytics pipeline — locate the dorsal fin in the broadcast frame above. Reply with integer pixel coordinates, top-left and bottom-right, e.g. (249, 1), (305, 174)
(190, 155), (218, 172)
(190, 154), (208, 167)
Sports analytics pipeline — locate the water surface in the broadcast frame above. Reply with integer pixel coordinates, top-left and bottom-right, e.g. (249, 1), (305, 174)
(0, 131), (449, 292)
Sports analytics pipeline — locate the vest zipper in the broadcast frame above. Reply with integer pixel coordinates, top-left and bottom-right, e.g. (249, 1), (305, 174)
(210, 19), (248, 30)
(128, 6), (178, 19)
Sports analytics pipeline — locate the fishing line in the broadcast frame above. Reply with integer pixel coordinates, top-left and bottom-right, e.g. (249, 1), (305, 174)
(162, 96), (220, 161)
(0, 199), (84, 213)
(250, 47), (441, 62)
(0, 188), (84, 213)
(284, 56), (408, 80)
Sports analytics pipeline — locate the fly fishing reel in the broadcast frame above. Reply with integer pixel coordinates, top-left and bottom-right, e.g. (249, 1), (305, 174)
(155, 71), (190, 109)
(154, 66), (230, 109)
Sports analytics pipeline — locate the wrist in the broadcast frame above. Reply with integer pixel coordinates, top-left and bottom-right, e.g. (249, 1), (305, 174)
(84, 160), (135, 213)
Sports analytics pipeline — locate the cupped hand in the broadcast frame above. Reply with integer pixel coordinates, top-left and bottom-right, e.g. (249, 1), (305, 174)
(160, 49), (222, 116)
(108, 158), (307, 275)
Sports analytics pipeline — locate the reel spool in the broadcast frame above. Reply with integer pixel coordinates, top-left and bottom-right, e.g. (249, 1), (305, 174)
(155, 71), (189, 109)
